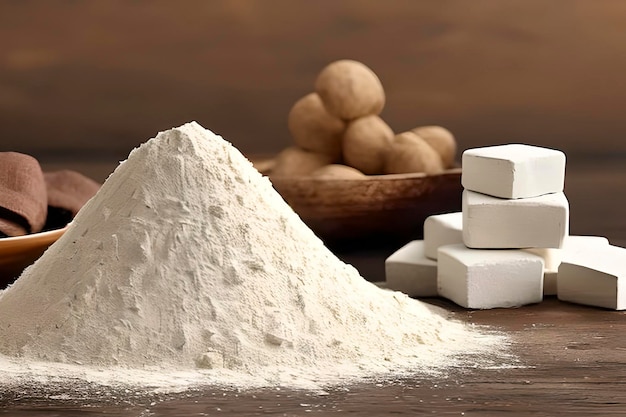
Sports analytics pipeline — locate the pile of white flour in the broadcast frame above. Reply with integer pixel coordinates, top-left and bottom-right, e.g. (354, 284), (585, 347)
(0, 122), (507, 390)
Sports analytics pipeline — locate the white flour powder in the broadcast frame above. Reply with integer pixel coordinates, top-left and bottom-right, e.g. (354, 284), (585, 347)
(0, 122), (508, 390)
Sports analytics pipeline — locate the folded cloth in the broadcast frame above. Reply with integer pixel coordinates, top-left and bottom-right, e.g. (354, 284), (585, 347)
(0, 152), (48, 236)
(0, 213), (28, 237)
(44, 170), (101, 216)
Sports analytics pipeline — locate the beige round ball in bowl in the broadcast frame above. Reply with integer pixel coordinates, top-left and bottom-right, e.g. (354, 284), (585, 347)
(411, 126), (457, 168)
(315, 60), (385, 120)
(311, 164), (366, 179)
(288, 93), (345, 161)
(271, 146), (335, 177)
(385, 131), (444, 175)
(342, 115), (393, 175)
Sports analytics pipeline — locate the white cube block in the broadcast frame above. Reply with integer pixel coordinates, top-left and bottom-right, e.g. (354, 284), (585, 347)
(438, 244), (544, 309)
(385, 240), (438, 297)
(524, 236), (609, 295)
(525, 236), (609, 271)
(423, 212), (463, 260)
(463, 190), (569, 249)
(462, 144), (566, 199)
(557, 245), (626, 310)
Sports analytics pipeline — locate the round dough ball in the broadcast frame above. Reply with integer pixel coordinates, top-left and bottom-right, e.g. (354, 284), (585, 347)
(288, 93), (345, 161)
(315, 59), (385, 120)
(251, 157), (276, 175)
(411, 126), (457, 168)
(385, 131), (444, 175)
(311, 164), (366, 179)
(271, 146), (334, 177)
(342, 115), (393, 175)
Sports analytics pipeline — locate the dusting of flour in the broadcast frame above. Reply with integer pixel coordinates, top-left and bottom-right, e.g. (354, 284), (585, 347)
(0, 122), (508, 391)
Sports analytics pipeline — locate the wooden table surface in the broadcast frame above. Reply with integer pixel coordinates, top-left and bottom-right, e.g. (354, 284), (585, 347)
(1, 157), (624, 415)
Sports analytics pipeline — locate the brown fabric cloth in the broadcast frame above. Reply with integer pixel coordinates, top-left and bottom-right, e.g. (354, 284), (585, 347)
(0, 214), (28, 237)
(44, 170), (101, 216)
(0, 152), (47, 236)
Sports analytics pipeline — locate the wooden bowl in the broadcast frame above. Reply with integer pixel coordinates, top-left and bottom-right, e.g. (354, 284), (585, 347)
(0, 226), (68, 288)
(257, 160), (462, 243)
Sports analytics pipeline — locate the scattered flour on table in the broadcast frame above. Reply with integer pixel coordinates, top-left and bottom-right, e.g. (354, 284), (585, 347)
(0, 122), (510, 391)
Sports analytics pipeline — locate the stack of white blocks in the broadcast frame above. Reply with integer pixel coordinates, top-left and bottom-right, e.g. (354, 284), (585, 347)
(386, 143), (626, 310)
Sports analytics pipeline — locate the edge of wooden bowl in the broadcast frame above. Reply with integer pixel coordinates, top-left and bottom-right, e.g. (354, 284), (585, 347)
(265, 165), (463, 242)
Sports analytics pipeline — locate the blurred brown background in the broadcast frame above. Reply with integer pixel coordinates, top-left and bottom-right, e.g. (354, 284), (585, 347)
(2, 0), (626, 167)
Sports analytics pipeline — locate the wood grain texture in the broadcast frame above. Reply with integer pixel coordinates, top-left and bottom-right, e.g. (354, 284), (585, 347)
(1, 1), (626, 164)
(269, 168), (462, 241)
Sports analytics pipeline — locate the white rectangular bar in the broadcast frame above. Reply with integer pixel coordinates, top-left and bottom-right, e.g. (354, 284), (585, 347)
(524, 236), (609, 295)
(557, 245), (626, 310)
(385, 240), (438, 297)
(438, 244), (544, 309)
(463, 190), (569, 249)
(423, 212), (463, 260)
(462, 144), (566, 199)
